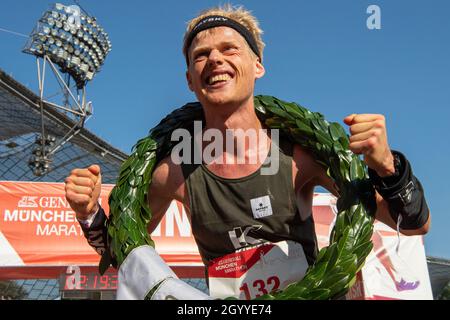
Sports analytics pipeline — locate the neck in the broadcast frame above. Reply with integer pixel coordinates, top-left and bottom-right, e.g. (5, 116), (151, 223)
(200, 96), (271, 169)
(202, 96), (262, 133)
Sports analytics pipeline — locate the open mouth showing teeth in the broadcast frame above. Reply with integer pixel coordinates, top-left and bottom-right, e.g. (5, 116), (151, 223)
(207, 73), (231, 85)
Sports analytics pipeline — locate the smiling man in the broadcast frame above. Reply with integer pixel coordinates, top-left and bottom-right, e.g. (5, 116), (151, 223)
(65, 5), (430, 299)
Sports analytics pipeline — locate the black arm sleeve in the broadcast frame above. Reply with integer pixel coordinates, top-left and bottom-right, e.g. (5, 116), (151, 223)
(368, 150), (430, 230)
(79, 206), (109, 256)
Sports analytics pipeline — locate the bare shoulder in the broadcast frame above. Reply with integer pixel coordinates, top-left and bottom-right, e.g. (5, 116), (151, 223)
(291, 144), (323, 192)
(149, 156), (186, 202)
(292, 144), (339, 196)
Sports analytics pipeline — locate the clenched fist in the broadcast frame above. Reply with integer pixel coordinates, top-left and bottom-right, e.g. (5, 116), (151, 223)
(65, 164), (102, 220)
(344, 114), (395, 177)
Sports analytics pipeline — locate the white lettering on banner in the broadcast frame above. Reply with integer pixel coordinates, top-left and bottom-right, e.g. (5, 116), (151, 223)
(17, 196), (74, 209)
(151, 201), (192, 238)
(166, 202), (191, 237)
(3, 209), (76, 222)
(18, 196), (38, 208)
(36, 223), (81, 236)
(151, 223), (161, 237)
(4, 209), (17, 222)
(39, 196), (72, 208)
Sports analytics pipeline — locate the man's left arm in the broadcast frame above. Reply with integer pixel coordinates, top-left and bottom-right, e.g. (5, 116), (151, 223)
(344, 114), (431, 236)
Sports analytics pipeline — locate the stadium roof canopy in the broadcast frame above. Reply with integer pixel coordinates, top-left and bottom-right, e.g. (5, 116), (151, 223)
(0, 68), (127, 183)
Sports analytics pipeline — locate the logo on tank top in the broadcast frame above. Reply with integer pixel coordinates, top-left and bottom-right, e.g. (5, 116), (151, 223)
(250, 195), (273, 219)
(228, 225), (264, 249)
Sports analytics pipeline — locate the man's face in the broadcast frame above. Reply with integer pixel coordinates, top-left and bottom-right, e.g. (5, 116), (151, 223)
(186, 26), (265, 107)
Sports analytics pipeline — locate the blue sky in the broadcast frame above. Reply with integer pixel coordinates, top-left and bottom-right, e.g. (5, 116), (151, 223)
(1, 0), (449, 259)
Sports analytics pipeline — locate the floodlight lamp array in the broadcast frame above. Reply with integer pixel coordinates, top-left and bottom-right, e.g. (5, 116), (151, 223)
(23, 3), (112, 89)
(28, 134), (57, 177)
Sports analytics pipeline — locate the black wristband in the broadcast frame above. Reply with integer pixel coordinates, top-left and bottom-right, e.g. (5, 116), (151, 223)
(368, 151), (429, 230)
(79, 206), (108, 256)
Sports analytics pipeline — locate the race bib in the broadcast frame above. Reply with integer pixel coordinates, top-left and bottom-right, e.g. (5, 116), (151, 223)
(208, 240), (308, 300)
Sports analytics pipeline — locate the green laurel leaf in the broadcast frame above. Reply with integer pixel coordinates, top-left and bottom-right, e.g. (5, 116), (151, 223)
(105, 95), (376, 300)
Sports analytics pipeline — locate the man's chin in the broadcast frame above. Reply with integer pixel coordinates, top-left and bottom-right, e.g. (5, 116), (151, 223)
(202, 94), (235, 107)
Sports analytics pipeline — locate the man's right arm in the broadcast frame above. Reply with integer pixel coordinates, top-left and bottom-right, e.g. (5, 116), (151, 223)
(65, 165), (106, 254)
(65, 161), (180, 256)
(146, 157), (187, 234)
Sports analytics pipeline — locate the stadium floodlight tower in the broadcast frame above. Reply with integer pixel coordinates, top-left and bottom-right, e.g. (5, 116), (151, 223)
(22, 2), (112, 176)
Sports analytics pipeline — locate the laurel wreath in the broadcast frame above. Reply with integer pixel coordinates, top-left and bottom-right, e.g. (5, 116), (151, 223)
(102, 95), (377, 300)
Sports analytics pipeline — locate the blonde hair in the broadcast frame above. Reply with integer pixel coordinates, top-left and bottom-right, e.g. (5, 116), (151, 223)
(183, 4), (265, 63)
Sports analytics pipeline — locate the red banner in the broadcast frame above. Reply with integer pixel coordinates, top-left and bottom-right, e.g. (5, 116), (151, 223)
(0, 181), (204, 279)
(0, 181), (433, 299)
(0, 181), (111, 266)
(0, 182), (335, 279)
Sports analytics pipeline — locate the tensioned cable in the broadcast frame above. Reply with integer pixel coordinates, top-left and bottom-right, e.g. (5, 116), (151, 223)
(0, 27), (28, 38)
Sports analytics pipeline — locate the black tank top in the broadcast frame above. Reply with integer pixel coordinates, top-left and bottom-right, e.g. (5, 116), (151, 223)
(181, 138), (318, 267)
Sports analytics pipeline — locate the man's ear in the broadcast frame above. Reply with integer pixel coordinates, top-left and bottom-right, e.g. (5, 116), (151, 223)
(255, 59), (265, 79)
(186, 70), (194, 92)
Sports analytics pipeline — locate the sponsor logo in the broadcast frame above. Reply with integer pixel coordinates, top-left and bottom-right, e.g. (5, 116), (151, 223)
(228, 225), (264, 249)
(18, 196), (38, 208)
(250, 196), (273, 219)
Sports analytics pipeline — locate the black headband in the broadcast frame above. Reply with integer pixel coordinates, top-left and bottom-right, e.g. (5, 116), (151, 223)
(184, 15), (261, 64)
